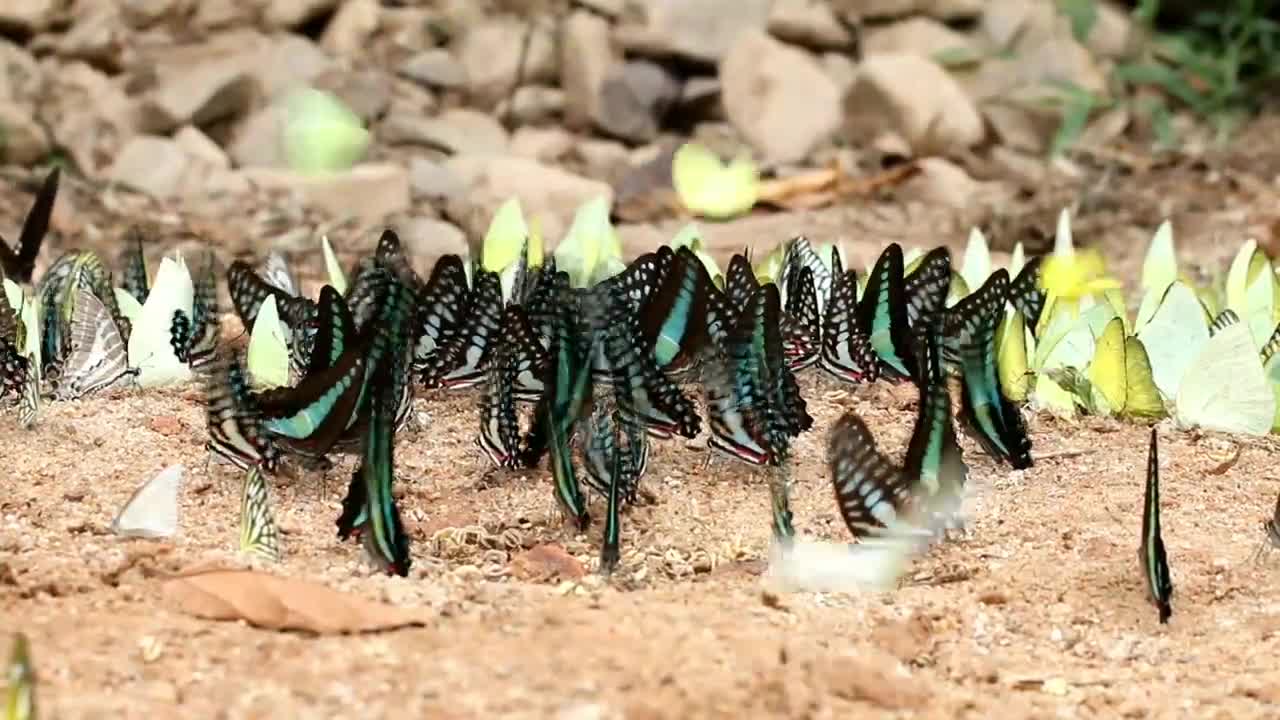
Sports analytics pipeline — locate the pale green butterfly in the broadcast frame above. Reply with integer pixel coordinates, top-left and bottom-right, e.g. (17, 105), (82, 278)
(1135, 280), (1210, 400)
(3, 277), (41, 374)
(672, 142), (759, 221)
(1225, 238), (1277, 348)
(127, 256), (194, 388)
(1174, 313), (1274, 436)
(1140, 220), (1177, 293)
(959, 226), (993, 292)
(554, 196), (621, 288)
(670, 223), (723, 287)
(247, 294), (290, 390)
(282, 88), (371, 175)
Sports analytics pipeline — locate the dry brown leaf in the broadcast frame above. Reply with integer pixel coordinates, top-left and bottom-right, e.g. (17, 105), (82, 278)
(756, 168), (839, 206)
(162, 567), (431, 634)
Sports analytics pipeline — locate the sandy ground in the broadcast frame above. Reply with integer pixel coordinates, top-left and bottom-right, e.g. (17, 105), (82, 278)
(9, 137), (1280, 718)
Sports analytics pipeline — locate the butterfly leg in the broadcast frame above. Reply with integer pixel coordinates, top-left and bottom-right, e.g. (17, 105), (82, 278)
(767, 466), (795, 546)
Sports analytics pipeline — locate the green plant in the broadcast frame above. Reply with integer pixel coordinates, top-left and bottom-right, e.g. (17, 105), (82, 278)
(1052, 0), (1280, 151)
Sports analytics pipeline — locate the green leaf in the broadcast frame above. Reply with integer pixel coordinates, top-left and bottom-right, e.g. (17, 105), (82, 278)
(1058, 0), (1099, 44)
(1050, 92), (1095, 156)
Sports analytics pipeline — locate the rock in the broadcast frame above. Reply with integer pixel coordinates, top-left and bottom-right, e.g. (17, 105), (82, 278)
(509, 126), (574, 163)
(173, 125), (230, 169)
(831, 0), (983, 21)
(1086, 0), (1136, 59)
(595, 60), (680, 144)
(253, 34), (336, 100)
(510, 544), (586, 582)
(241, 164), (411, 224)
(720, 30), (841, 165)
(898, 157), (982, 209)
(193, 0), (256, 30)
(977, 0), (1107, 97)
(505, 85), (564, 126)
(980, 93), (1060, 153)
(577, 0), (624, 17)
(408, 156), (464, 202)
(768, 0), (853, 49)
(381, 108), (508, 155)
(616, 0), (772, 65)
(228, 103), (286, 169)
(120, 0), (178, 28)
(399, 49), (467, 90)
(444, 155), (612, 245)
(561, 10), (615, 130)
(844, 53), (983, 156)
(320, 0), (381, 57)
(572, 138), (630, 183)
(48, 62), (135, 178)
(820, 52), (858, 96)
(138, 59), (258, 134)
(0, 40), (42, 102)
(862, 16), (981, 58)
(0, 0), (57, 34)
(58, 6), (128, 70)
(456, 17), (557, 109)
(263, 0), (339, 29)
(313, 69), (392, 123)
(674, 76), (722, 124)
(0, 106), (50, 165)
(108, 135), (245, 199)
(393, 217), (468, 275)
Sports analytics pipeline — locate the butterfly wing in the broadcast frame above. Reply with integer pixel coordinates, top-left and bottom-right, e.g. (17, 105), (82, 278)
(0, 166), (60, 284)
(239, 465), (281, 563)
(1174, 316), (1275, 435)
(112, 464), (184, 539)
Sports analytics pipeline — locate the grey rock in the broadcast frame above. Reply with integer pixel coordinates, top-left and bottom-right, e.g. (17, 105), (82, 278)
(254, 34), (337, 100)
(615, 0), (771, 65)
(314, 69), (392, 123)
(399, 49), (467, 89)
(674, 76), (722, 124)
(595, 60), (680, 144)
(408, 156), (465, 201)
(381, 108), (508, 155)
(720, 29), (841, 164)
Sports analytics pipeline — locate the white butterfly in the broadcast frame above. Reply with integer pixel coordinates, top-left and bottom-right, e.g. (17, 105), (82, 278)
(112, 464), (184, 539)
(126, 256), (194, 388)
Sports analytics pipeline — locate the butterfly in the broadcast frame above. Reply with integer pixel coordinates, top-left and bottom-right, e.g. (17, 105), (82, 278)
(260, 250), (300, 297)
(538, 273), (592, 531)
(635, 246), (710, 377)
(902, 246), (952, 328)
(1140, 428), (1173, 623)
(411, 254), (471, 374)
(422, 266), (502, 390)
(54, 285), (136, 399)
(818, 250), (879, 384)
(118, 226), (150, 306)
(204, 349), (280, 473)
(599, 281), (701, 440)
(15, 361), (38, 430)
(127, 255), (195, 388)
(855, 243), (916, 380)
(672, 141), (759, 220)
(945, 269), (1033, 469)
(477, 314), (525, 470)
(0, 166), (60, 284)
(1009, 255), (1046, 333)
(112, 464), (184, 539)
(582, 403), (644, 575)
(169, 255), (220, 373)
(780, 264), (820, 372)
(239, 465), (282, 563)
(283, 87), (370, 174)
(336, 272), (416, 576)
(1250, 490), (1280, 563)
(1174, 309), (1273, 436)
(227, 260), (319, 367)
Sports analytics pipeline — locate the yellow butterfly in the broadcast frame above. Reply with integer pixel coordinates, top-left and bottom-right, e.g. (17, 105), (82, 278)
(672, 142), (759, 220)
(1085, 317), (1165, 419)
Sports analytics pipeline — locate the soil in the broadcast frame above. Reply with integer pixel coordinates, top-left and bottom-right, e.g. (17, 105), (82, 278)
(8, 124), (1280, 719)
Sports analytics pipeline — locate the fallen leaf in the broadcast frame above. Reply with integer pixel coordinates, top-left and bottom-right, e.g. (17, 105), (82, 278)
(510, 544), (585, 582)
(162, 567), (431, 634)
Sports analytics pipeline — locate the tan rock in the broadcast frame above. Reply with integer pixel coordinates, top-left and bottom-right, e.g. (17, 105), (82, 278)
(832, 0), (983, 21)
(444, 155), (612, 246)
(0, 106), (50, 165)
(509, 126), (575, 163)
(138, 59), (258, 134)
(109, 135), (247, 199)
(768, 0), (853, 49)
(399, 49), (467, 90)
(721, 30), (841, 165)
(456, 17), (557, 109)
(228, 103), (286, 169)
(241, 164), (411, 224)
(263, 0), (339, 29)
(561, 10), (615, 130)
(978, 0), (1108, 97)
(844, 53), (984, 155)
(48, 62), (136, 178)
(173, 125), (230, 169)
(58, 5), (128, 70)
(320, 0), (381, 57)
(0, 0), (58, 34)
(192, 0), (257, 30)
(862, 16), (981, 58)
(408, 157), (464, 202)
(505, 85), (565, 126)
(381, 109), (508, 156)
